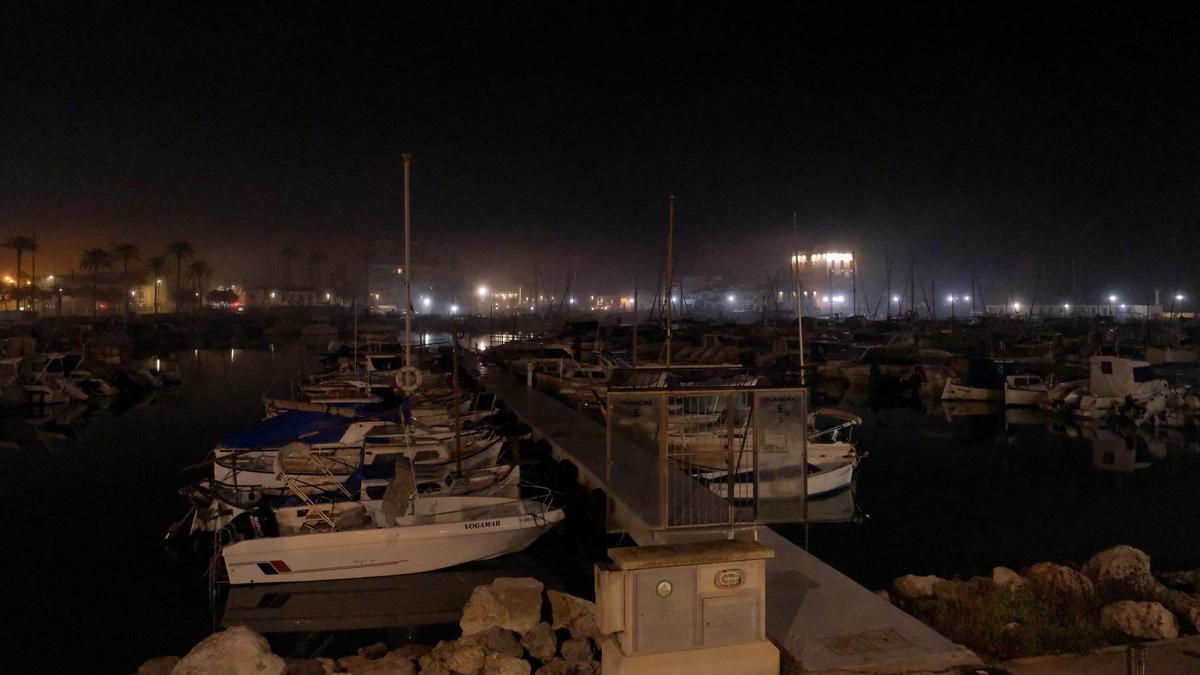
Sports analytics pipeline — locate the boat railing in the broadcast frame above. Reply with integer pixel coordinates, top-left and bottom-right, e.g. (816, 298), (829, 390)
(411, 483), (557, 526)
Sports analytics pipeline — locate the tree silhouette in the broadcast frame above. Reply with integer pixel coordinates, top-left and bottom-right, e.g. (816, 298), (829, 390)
(80, 248), (114, 316)
(3, 235), (36, 309)
(146, 256), (167, 314)
(167, 241), (195, 312)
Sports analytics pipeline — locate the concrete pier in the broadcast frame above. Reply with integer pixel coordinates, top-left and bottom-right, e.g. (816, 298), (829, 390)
(475, 361), (980, 672)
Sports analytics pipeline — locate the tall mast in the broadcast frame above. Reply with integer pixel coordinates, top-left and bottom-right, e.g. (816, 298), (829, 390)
(665, 195), (675, 368)
(793, 211), (805, 371)
(403, 152), (413, 371)
(632, 286), (639, 367)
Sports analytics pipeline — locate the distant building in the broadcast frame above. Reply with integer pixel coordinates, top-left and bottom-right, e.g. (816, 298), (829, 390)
(790, 250), (857, 316)
(365, 239), (459, 314)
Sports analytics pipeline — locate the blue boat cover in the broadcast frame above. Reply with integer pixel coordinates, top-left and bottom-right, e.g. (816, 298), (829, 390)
(220, 410), (348, 449)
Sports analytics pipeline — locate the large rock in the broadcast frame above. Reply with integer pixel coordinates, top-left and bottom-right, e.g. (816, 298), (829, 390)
(534, 659), (600, 675)
(892, 574), (944, 600)
(1101, 601), (1179, 640)
(931, 579), (971, 602)
(136, 656), (179, 675)
(459, 626), (525, 659)
(1026, 562), (1098, 607)
(547, 591), (599, 641)
(559, 638), (593, 663)
(356, 653), (416, 675)
(172, 626), (286, 675)
(461, 578), (545, 636)
(992, 566), (1028, 592)
(520, 622), (558, 663)
(1084, 545), (1155, 598)
(483, 652), (532, 675)
(282, 658), (334, 675)
(447, 644), (487, 675)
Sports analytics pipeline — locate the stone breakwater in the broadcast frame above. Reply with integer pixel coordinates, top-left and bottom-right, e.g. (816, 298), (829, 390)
(135, 577), (602, 675)
(883, 545), (1200, 659)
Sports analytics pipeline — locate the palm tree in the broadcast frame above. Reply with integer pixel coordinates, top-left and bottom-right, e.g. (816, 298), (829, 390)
(308, 251), (327, 287)
(113, 243), (140, 315)
(187, 259), (213, 302)
(167, 241), (195, 312)
(3, 235), (36, 309)
(79, 248), (113, 316)
(280, 246), (298, 288)
(146, 256), (167, 314)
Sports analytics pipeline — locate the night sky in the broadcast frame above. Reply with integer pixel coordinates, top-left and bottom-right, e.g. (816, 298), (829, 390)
(2, 3), (1198, 304)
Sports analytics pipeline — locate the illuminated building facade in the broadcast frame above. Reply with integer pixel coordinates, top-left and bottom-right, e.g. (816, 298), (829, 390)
(789, 250), (857, 316)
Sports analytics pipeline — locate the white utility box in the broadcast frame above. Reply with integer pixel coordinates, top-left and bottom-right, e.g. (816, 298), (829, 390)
(595, 539), (778, 674)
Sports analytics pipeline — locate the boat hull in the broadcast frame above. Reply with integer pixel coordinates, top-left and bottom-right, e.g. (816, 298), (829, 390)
(223, 508), (564, 585)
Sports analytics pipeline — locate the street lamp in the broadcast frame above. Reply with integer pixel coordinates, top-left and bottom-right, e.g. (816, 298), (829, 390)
(1108, 294), (1117, 317)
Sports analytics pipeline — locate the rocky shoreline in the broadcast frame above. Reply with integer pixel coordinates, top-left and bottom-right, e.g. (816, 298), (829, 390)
(883, 545), (1200, 660)
(136, 577), (600, 675)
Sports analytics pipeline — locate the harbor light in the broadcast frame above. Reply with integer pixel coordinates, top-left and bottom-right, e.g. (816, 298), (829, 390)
(449, 304), (459, 314)
(1064, 303), (1071, 310)
(325, 292), (331, 300)
(947, 295), (954, 303)
(892, 295), (900, 302)
(569, 297), (576, 304)
(422, 297), (432, 308)
(1109, 294), (1118, 303)
(130, 290), (136, 297)
(1120, 303), (1126, 310)
(1013, 302), (1021, 311)
(963, 295), (970, 302)
(822, 295), (830, 303)
(269, 291), (276, 299)
(477, 285), (488, 297)
(1176, 293), (1185, 301)
(727, 294), (735, 303)
(156, 278), (162, 285)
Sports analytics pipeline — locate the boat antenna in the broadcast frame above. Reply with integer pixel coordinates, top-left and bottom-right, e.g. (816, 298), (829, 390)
(665, 195), (674, 368)
(403, 152), (413, 373)
(793, 211), (805, 372)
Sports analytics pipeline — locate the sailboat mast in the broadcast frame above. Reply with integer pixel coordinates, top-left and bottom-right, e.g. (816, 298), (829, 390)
(632, 286), (639, 367)
(665, 195), (675, 368)
(793, 211), (805, 371)
(403, 152), (413, 371)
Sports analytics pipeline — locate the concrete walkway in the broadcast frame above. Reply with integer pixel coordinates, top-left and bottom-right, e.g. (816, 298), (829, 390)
(475, 361), (980, 672)
(999, 635), (1200, 675)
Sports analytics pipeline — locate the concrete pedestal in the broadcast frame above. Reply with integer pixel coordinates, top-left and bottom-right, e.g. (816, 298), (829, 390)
(600, 635), (779, 675)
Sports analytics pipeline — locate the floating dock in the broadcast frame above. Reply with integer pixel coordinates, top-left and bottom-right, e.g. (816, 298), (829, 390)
(475, 361), (980, 672)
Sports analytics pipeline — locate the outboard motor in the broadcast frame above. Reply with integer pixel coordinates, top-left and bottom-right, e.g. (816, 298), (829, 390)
(226, 505), (279, 541)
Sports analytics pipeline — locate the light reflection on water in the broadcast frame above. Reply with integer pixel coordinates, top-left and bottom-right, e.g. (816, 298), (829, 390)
(787, 380), (1200, 591)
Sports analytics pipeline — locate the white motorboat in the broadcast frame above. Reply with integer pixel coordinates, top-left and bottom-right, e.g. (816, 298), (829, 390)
(220, 473), (563, 584)
(213, 434), (505, 493)
(699, 460), (855, 500)
(188, 463), (521, 535)
(941, 378), (1003, 402)
(1004, 374), (1048, 407)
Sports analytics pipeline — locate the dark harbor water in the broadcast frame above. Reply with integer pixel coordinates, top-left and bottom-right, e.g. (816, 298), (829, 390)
(4, 350), (1199, 672)
(785, 385), (1200, 592)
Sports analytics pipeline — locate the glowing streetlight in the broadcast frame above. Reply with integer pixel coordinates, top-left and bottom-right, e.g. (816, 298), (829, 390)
(892, 295), (900, 302)
(421, 297), (432, 308)
(130, 291), (136, 297)
(1012, 302), (1021, 311)
(325, 292), (331, 300)
(1109, 294), (1118, 303)
(727, 294), (736, 303)
(1176, 293), (1185, 302)
(450, 304), (459, 314)
(568, 297), (576, 305)
(477, 285), (488, 297)
(963, 295), (971, 302)
(269, 291), (276, 299)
